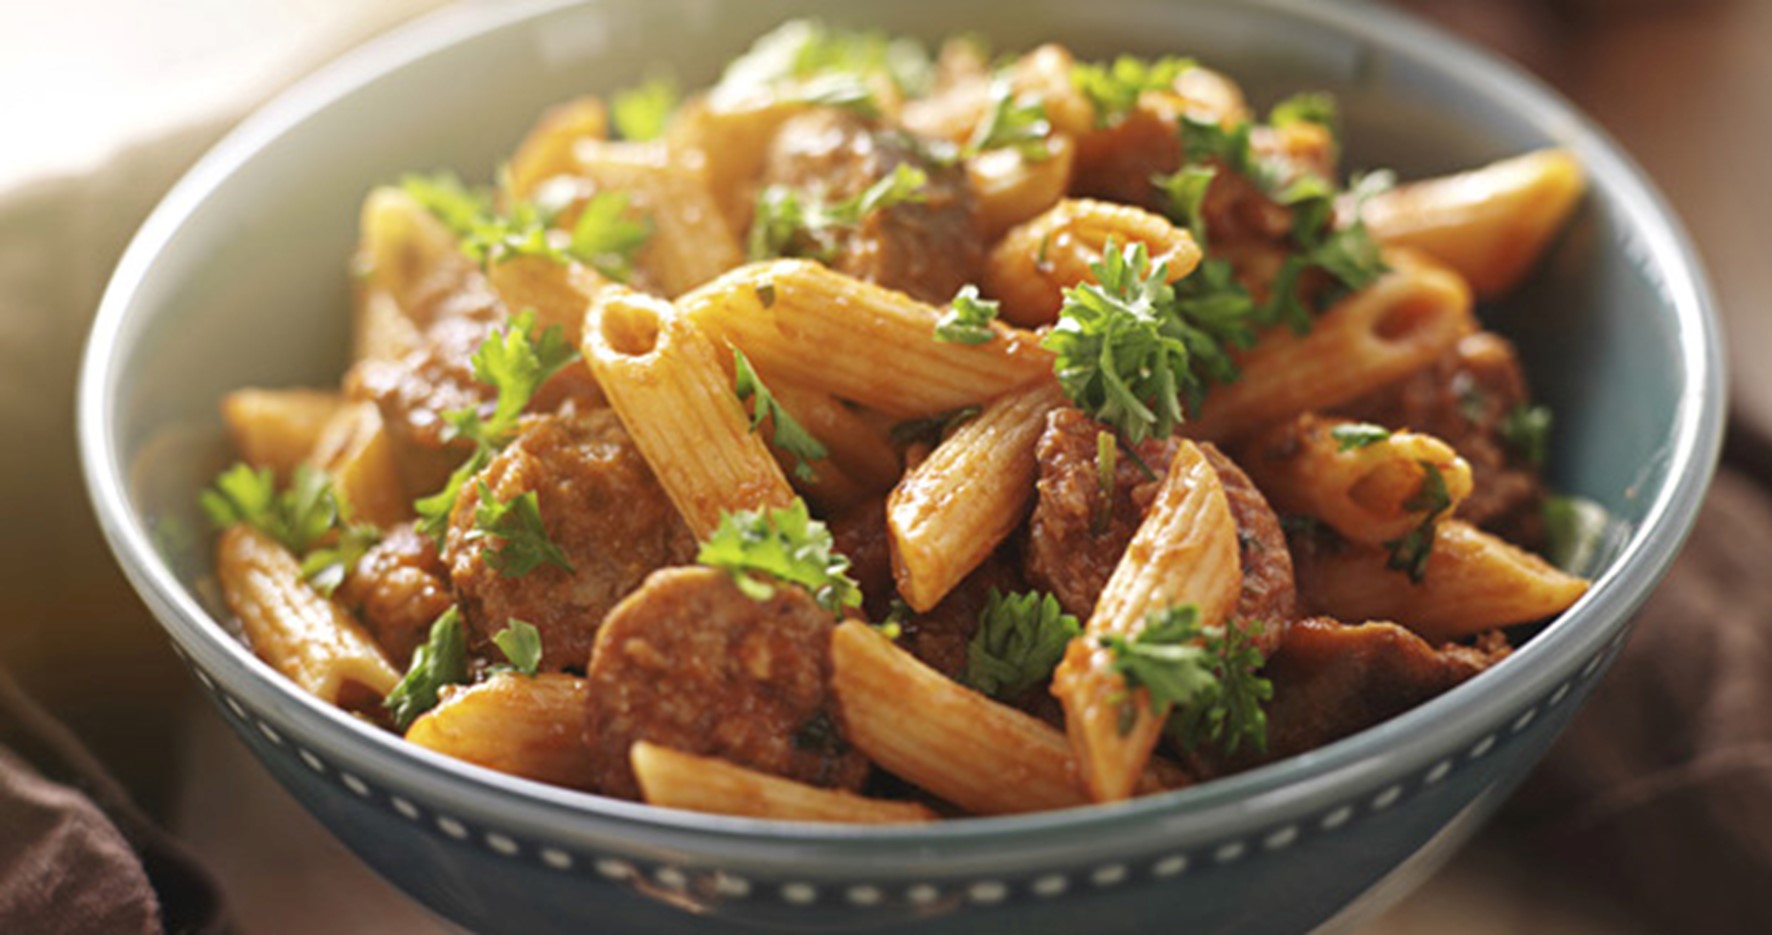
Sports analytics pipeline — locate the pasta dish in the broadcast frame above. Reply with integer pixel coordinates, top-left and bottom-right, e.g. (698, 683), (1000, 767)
(200, 22), (1592, 820)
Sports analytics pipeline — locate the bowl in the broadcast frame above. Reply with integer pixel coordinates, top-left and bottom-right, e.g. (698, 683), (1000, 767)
(77, 0), (1724, 931)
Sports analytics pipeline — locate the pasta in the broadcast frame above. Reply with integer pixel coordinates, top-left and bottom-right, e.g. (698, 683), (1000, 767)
(200, 23), (1594, 823)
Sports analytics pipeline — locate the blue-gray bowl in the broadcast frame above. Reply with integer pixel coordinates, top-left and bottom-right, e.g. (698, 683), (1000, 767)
(77, 0), (1724, 932)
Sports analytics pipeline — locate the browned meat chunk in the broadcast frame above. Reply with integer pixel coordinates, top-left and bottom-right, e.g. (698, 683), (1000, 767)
(1337, 331), (1546, 539)
(582, 566), (869, 800)
(1025, 409), (1294, 650)
(1197, 617), (1509, 777)
(442, 409), (696, 672)
(828, 497), (895, 621)
(337, 522), (454, 667)
(1071, 108), (1182, 214)
(760, 109), (984, 304)
(900, 556), (1026, 683)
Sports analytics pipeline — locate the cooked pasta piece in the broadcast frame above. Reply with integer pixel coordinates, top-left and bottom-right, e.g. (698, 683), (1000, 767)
(215, 525), (400, 706)
(763, 379), (901, 492)
(355, 187), (483, 326)
(221, 388), (345, 482)
(1186, 249), (1476, 442)
(679, 260), (1054, 418)
(668, 97), (819, 236)
(505, 96), (609, 202)
(570, 139), (744, 296)
(405, 673), (597, 790)
(1239, 414), (1474, 546)
(581, 285), (795, 538)
(309, 401), (410, 528)
(352, 285), (423, 364)
(484, 254), (610, 346)
(1052, 439), (1241, 802)
(831, 622), (1181, 815)
(888, 380), (1067, 611)
(969, 134), (1077, 240)
(1363, 149), (1585, 298)
(983, 198), (1203, 327)
(1294, 520), (1589, 644)
(630, 742), (936, 824)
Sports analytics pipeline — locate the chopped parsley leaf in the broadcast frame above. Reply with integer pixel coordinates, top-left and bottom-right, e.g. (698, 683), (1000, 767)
(934, 284), (1000, 344)
(202, 462), (381, 597)
(490, 619), (544, 676)
(1071, 55), (1195, 126)
(385, 606), (469, 729)
(1096, 605), (1272, 755)
(1384, 461), (1452, 582)
(567, 192), (653, 283)
(1501, 404), (1553, 468)
(963, 589), (1082, 700)
(733, 349), (829, 481)
(1268, 91), (1338, 140)
(611, 75), (679, 141)
(468, 483), (574, 578)
(747, 164), (929, 261)
(1330, 422), (1391, 451)
(697, 499), (862, 616)
(964, 78), (1052, 161)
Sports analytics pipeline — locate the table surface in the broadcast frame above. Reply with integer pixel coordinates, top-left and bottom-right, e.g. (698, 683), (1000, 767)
(4, 0), (1762, 932)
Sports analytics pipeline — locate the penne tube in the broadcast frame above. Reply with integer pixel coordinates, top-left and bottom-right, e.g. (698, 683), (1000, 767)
(581, 285), (795, 538)
(356, 187), (492, 327)
(1239, 414), (1474, 546)
(309, 401), (410, 528)
(405, 673), (598, 790)
(983, 198), (1203, 327)
(1053, 440), (1241, 802)
(679, 260), (1054, 418)
(1186, 249), (1475, 442)
(764, 379), (902, 493)
(352, 285), (423, 364)
(888, 380), (1067, 611)
(630, 742), (936, 824)
(221, 388), (345, 482)
(216, 525), (400, 706)
(1363, 149), (1585, 298)
(968, 133), (1077, 241)
(831, 622), (1181, 815)
(485, 254), (611, 347)
(570, 139), (744, 297)
(1294, 520), (1589, 644)
(666, 97), (809, 237)
(505, 96), (609, 202)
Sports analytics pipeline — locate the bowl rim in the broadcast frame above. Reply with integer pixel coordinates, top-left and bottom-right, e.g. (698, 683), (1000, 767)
(77, 0), (1725, 868)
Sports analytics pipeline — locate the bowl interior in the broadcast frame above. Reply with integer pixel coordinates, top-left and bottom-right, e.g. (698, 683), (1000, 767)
(83, 0), (1720, 850)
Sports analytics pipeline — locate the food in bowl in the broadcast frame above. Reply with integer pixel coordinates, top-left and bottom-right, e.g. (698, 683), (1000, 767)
(198, 20), (1594, 821)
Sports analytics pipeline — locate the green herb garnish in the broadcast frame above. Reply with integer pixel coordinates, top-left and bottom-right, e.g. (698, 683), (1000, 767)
(490, 619), (544, 676)
(1096, 605), (1272, 755)
(611, 75), (680, 141)
(1331, 422), (1391, 451)
(934, 284), (1000, 344)
(963, 589), (1082, 700)
(696, 499), (861, 615)
(467, 483), (573, 578)
(201, 462), (380, 597)
(1071, 55), (1195, 126)
(733, 349), (829, 481)
(385, 606), (469, 729)
(1384, 461), (1452, 582)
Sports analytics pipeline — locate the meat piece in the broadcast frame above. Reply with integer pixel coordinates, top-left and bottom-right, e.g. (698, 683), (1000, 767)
(1071, 107), (1182, 214)
(1196, 617), (1510, 777)
(582, 566), (868, 800)
(760, 109), (984, 304)
(828, 497), (894, 621)
(1024, 409), (1294, 645)
(1336, 331), (1546, 540)
(443, 409), (696, 672)
(337, 522), (454, 667)
(900, 556), (1026, 683)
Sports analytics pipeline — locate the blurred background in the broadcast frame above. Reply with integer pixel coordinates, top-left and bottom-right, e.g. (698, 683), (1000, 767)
(1, 0), (1766, 932)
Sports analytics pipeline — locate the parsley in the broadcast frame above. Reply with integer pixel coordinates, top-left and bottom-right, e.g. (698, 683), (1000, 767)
(733, 349), (828, 481)
(1154, 164), (1217, 246)
(385, 606), (469, 729)
(611, 75), (679, 141)
(399, 172), (495, 240)
(1268, 91), (1337, 140)
(567, 192), (652, 283)
(1180, 114), (1262, 182)
(1071, 55), (1195, 126)
(934, 284), (1000, 344)
(467, 483), (573, 577)
(876, 598), (912, 640)
(201, 462), (380, 597)
(964, 77), (1052, 161)
(416, 311), (580, 542)
(716, 20), (932, 112)
(490, 619), (543, 676)
(697, 499), (862, 615)
(747, 164), (930, 261)
(964, 589), (1082, 700)
(1384, 461), (1452, 582)
(400, 173), (649, 277)
(1096, 605), (1272, 755)
(1544, 494), (1611, 575)
(1043, 240), (1253, 442)
(1331, 422), (1391, 451)
(1501, 404), (1553, 468)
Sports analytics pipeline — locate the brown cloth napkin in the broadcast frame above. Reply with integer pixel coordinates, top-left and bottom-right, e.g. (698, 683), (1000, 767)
(0, 669), (224, 935)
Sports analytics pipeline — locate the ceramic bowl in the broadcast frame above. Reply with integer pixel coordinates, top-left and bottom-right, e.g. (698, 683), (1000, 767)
(78, 0), (1724, 931)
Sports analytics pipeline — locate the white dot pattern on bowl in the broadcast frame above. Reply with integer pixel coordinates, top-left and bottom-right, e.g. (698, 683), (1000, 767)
(167, 640), (1613, 909)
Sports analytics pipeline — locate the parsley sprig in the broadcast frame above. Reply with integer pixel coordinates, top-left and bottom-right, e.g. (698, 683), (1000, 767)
(1071, 55), (1195, 126)
(1501, 404), (1552, 467)
(1384, 461), (1452, 582)
(747, 164), (931, 262)
(1097, 605), (1272, 755)
(415, 310), (580, 543)
(964, 77), (1052, 161)
(964, 589), (1082, 700)
(467, 483), (574, 578)
(1043, 240), (1255, 443)
(697, 499), (861, 616)
(934, 284), (1000, 344)
(1330, 422), (1391, 451)
(490, 619), (543, 676)
(733, 349), (829, 481)
(385, 606), (469, 729)
(611, 75), (680, 141)
(715, 19), (933, 114)
(399, 174), (651, 281)
(201, 463), (380, 597)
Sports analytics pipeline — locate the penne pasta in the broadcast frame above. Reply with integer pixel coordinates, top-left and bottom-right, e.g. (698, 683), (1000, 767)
(1186, 249), (1476, 442)
(570, 139), (744, 296)
(1053, 440), (1241, 802)
(1362, 148), (1585, 298)
(831, 622), (1181, 815)
(308, 401), (410, 528)
(968, 134), (1077, 241)
(581, 285), (795, 538)
(664, 97), (806, 238)
(888, 380), (1067, 611)
(983, 198), (1203, 327)
(763, 379), (902, 493)
(1239, 414), (1474, 546)
(679, 260), (1054, 418)
(221, 388), (345, 482)
(215, 525), (400, 707)
(1294, 520), (1589, 644)
(485, 253), (610, 347)
(352, 285), (423, 364)
(355, 187), (491, 327)
(505, 96), (609, 202)
(630, 742), (936, 824)
(405, 673), (597, 790)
